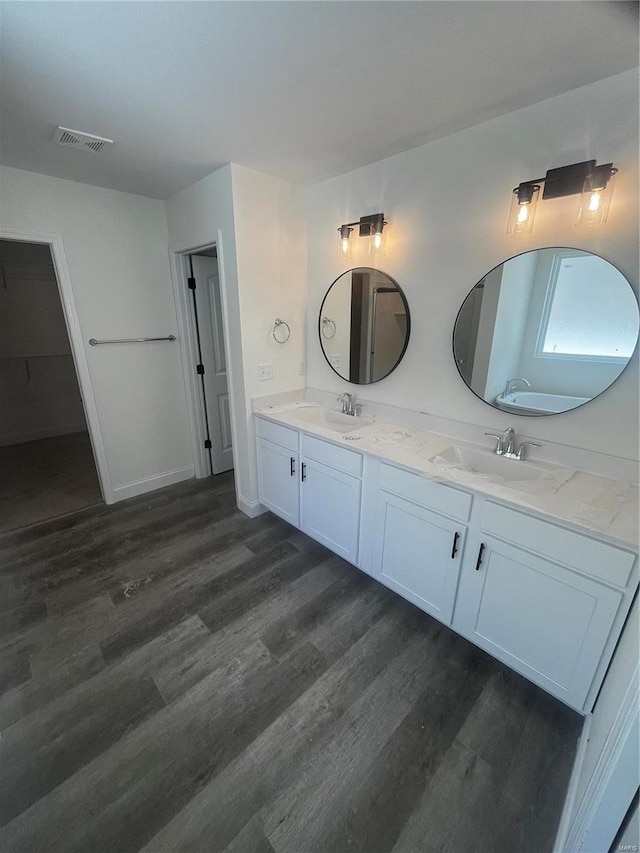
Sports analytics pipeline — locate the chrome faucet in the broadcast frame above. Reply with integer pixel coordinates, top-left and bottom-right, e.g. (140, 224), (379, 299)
(504, 377), (531, 397)
(485, 426), (541, 460)
(485, 426), (516, 456)
(337, 392), (359, 416)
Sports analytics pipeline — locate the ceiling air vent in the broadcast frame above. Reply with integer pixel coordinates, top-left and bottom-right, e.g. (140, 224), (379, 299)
(53, 126), (113, 153)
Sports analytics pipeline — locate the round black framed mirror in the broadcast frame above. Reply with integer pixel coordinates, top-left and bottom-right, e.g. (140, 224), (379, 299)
(319, 267), (410, 384)
(453, 247), (639, 416)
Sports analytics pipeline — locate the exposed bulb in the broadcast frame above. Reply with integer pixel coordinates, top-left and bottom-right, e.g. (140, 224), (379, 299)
(337, 225), (353, 260)
(577, 167), (616, 226)
(368, 218), (387, 256)
(507, 184), (538, 234)
(587, 191), (601, 213)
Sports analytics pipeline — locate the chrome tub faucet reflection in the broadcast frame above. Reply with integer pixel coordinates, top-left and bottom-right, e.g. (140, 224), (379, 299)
(504, 377), (531, 397)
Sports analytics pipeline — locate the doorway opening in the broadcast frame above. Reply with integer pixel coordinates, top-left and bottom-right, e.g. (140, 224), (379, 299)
(0, 239), (102, 532)
(181, 245), (234, 478)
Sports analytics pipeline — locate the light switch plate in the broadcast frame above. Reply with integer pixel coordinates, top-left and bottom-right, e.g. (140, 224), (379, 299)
(258, 363), (273, 381)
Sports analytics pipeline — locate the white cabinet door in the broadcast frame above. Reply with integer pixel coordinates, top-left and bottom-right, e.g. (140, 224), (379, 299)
(257, 438), (299, 526)
(454, 535), (622, 710)
(300, 457), (361, 563)
(372, 491), (466, 625)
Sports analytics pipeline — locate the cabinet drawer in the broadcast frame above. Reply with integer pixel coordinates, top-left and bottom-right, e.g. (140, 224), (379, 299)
(256, 417), (299, 452)
(482, 502), (636, 588)
(301, 434), (362, 477)
(378, 463), (472, 521)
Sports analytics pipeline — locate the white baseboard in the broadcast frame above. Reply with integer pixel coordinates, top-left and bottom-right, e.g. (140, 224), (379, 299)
(110, 466), (195, 504)
(0, 424), (88, 447)
(554, 714), (592, 853)
(237, 495), (268, 518)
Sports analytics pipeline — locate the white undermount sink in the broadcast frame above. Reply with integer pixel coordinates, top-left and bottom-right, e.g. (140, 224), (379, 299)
(293, 406), (373, 434)
(434, 445), (553, 482)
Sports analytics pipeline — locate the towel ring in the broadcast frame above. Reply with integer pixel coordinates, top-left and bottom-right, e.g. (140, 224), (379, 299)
(273, 318), (291, 344)
(321, 317), (336, 340)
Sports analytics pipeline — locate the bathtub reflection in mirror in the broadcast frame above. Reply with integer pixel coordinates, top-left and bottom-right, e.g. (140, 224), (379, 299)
(453, 248), (639, 416)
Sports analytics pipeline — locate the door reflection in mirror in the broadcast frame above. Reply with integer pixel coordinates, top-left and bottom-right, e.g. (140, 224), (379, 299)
(319, 268), (410, 384)
(453, 248), (639, 416)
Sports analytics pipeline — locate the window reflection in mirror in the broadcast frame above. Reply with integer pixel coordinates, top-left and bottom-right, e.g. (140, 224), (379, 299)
(319, 268), (410, 384)
(453, 248), (639, 416)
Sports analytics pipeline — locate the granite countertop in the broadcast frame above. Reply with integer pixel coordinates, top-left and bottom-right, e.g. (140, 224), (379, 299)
(255, 401), (640, 551)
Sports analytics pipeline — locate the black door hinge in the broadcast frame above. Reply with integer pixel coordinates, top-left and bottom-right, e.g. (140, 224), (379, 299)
(188, 277), (196, 290)
(204, 439), (212, 449)
(196, 364), (205, 375)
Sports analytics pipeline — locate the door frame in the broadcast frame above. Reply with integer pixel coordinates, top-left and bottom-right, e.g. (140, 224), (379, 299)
(169, 233), (236, 480)
(0, 227), (112, 502)
(554, 662), (639, 852)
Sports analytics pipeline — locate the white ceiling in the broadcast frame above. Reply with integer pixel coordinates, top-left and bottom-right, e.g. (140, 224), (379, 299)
(1, 1), (637, 199)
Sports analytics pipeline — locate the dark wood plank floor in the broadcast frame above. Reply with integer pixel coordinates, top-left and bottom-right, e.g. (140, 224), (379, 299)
(0, 474), (582, 853)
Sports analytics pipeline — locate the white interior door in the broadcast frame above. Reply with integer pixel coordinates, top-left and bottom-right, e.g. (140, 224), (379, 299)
(191, 255), (233, 474)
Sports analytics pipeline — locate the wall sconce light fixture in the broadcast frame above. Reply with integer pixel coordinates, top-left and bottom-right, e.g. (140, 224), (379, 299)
(337, 213), (387, 260)
(507, 160), (617, 234)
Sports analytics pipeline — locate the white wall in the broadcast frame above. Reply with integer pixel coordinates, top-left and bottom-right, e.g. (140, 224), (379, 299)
(305, 70), (639, 461)
(0, 166), (194, 500)
(231, 164), (306, 403)
(165, 163), (306, 513)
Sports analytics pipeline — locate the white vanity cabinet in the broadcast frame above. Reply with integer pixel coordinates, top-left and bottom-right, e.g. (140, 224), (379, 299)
(256, 417), (363, 563)
(368, 463), (471, 625)
(453, 502), (636, 711)
(255, 412), (638, 713)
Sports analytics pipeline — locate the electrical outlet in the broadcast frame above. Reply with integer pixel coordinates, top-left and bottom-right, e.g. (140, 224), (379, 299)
(258, 362), (273, 381)
(298, 359), (306, 375)
(330, 354), (341, 368)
